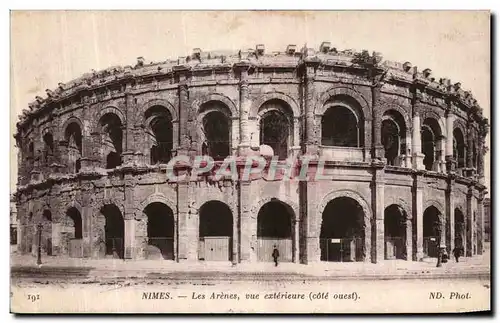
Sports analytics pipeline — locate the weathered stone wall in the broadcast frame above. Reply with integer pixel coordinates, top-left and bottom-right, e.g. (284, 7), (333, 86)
(14, 45), (488, 264)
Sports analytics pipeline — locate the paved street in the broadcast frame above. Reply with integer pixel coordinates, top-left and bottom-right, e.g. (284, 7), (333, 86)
(11, 249), (490, 284)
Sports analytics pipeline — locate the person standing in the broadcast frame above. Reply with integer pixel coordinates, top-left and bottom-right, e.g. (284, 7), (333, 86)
(272, 245), (280, 267)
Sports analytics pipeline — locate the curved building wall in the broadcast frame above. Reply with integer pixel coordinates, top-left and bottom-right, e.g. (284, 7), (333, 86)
(14, 44), (488, 264)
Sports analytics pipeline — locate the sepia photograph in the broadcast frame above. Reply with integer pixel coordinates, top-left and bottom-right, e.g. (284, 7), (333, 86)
(9, 10), (491, 314)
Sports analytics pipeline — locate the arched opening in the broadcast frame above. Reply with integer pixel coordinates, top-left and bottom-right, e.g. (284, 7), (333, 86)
(259, 100), (292, 160)
(67, 207), (83, 239)
(423, 206), (442, 258)
(199, 201), (233, 261)
(201, 108), (230, 161)
(145, 106), (173, 164)
(321, 101), (363, 147)
(42, 132), (54, 165)
(42, 210), (52, 256)
(453, 128), (466, 169)
(101, 204), (124, 259)
(422, 118), (442, 171)
(382, 110), (406, 166)
(256, 201), (294, 262)
(320, 197), (365, 262)
(144, 202), (175, 260)
(99, 113), (123, 169)
(454, 208), (465, 252)
(384, 205), (407, 260)
(64, 122), (83, 173)
(66, 207), (83, 258)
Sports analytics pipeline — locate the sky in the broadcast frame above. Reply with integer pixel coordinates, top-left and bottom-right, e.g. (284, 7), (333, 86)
(10, 11), (491, 193)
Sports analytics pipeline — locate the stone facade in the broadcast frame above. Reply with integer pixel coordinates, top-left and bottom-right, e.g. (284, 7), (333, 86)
(13, 43), (489, 264)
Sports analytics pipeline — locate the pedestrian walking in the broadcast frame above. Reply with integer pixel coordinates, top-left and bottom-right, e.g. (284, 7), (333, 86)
(272, 245), (280, 267)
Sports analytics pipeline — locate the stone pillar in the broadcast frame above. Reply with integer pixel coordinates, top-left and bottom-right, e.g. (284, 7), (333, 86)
(304, 63), (319, 155)
(124, 218), (135, 259)
(178, 81), (190, 156)
(412, 113), (425, 170)
(305, 179), (321, 262)
(51, 221), (61, 256)
(439, 134), (447, 173)
(445, 111), (456, 173)
(123, 173), (136, 258)
(293, 218), (299, 263)
(478, 136), (485, 184)
(177, 181), (189, 261)
(239, 181), (253, 262)
(405, 215), (413, 261)
(445, 112), (455, 162)
(293, 117), (300, 148)
(445, 180), (455, 255)
(372, 86), (385, 160)
(122, 90), (137, 164)
(231, 117), (240, 155)
(414, 176), (424, 260)
(466, 128), (474, 169)
(372, 168), (385, 263)
(17, 220), (23, 253)
(82, 204), (92, 258)
(230, 182), (239, 264)
(477, 192), (485, 255)
(238, 64), (251, 155)
(466, 188), (473, 257)
(405, 129), (412, 168)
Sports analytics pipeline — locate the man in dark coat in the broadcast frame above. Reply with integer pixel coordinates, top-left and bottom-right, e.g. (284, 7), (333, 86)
(452, 246), (462, 263)
(272, 245), (280, 267)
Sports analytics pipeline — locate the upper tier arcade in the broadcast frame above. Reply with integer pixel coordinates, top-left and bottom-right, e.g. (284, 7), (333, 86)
(14, 42), (489, 190)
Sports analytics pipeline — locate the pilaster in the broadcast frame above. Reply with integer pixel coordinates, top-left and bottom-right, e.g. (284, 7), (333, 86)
(304, 63), (319, 155)
(237, 63), (251, 155)
(372, 167), (385, 263)
(372, 85), (385, 160)
(412, 113), (425, 170)
(445, 178), (455, 255)
(466, 187), (473, 257)
(414, 174), (424, 260)
(239, 180), (253, 262)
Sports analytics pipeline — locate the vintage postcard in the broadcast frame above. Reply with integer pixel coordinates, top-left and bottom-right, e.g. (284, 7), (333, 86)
(9, 10), (491, 314)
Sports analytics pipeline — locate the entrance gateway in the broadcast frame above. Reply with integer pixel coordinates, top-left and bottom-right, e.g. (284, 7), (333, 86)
(198, 201), (233, 261)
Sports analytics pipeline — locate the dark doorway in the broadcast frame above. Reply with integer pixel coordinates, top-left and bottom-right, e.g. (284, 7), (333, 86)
(145, 202), (175, 260)
(454, 208), (465, 251)
(256, 201), (294, 262)
(101, 205), (125, 259)
(320, 197), (365, 262)
(66, 207), (83, 258)
(384, 205), (407, 260)
(199, 201), (233, 261)
(423, 206), (441, 258)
